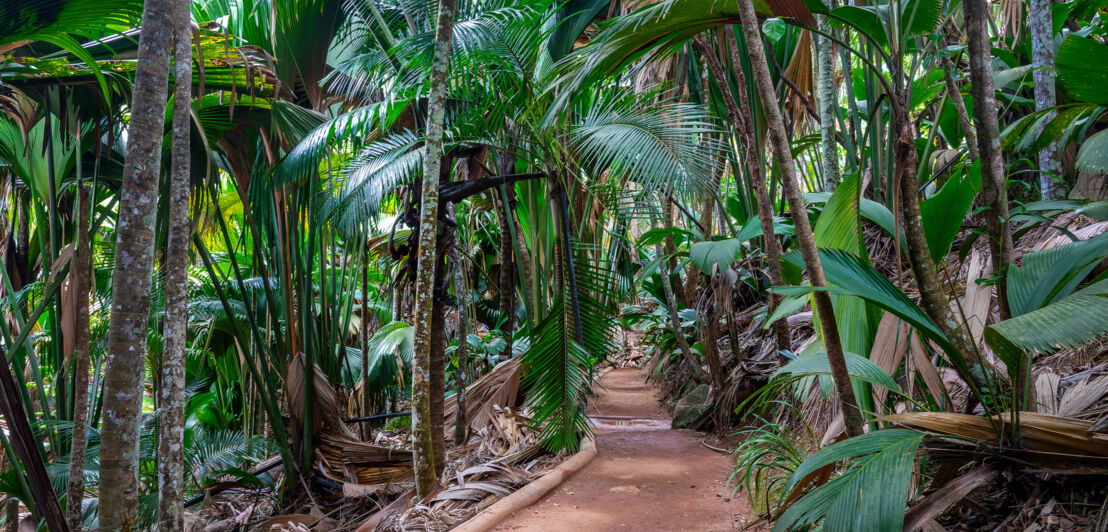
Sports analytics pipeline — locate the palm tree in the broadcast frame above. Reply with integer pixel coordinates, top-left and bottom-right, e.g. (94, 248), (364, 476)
(156, 0), (194, 529)
(733, 0), (864, 437)
(410, 0), (459, 498)
(97, 0), (175, 527)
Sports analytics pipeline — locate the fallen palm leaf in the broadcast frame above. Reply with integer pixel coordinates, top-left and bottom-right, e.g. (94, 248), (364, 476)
(885, 411), (1108, 456)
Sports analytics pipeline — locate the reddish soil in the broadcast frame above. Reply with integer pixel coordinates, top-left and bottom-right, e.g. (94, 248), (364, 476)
(496, 368), (760, 532)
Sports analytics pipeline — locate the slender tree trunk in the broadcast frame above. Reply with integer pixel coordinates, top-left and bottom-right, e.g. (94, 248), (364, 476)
(654, 209), (707, 384)
(14, 190), (29, 289)
(65, 187), (92, 531)
(892, 95), (989, 392)
(361, 247), (372, 440)
(732, 4), (864, 437)
(450, 203), (468, 446)
(156, 4), (191, 529)
(963, 0), (1015, 319)
(430, 235), (447, 473)
(410, 0), (457, 499)
(493, 160), (515, 360)
(695, 34), (791, 355)
(940, 59), (979, 161)
(98, 0), (173, 526)
(816, 18), (840, 191)
(1030, 0), (1064, 199)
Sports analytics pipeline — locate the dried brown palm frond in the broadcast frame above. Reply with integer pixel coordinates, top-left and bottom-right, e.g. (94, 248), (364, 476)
(444, 357), (522, 436)
(886, 411), (1108, 456)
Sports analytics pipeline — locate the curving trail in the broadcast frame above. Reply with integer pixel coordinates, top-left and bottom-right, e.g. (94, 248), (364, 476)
(496, 368), (760, 531)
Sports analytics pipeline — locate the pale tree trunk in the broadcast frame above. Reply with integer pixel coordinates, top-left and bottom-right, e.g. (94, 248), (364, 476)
(695, 34), (791, 355)
(411, 0), (457, 499)
(65, 186), (92, 531)
(1030, 0), (1064, 199)
(732, 3), (864, 437)
(963, 0), (1015, 319)
(156, 2), (192, 529)
(816, 18), (840, 191)
(98, 0), (174, 526)
(450, 203), (468, 446)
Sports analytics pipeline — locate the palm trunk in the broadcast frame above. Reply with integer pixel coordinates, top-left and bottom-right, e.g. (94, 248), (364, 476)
(732, 4), (864, 438)
(65, 186), (93, 531)
(14, 190), (29, 289)
(654, 208), (707, 384)
(695, 34), (792, 355)
(1030, 0), (1064, 199)
(450, 203), (468, 446)
(98, 0), (174, 526)
(963, 0), (1015, 319)
(410, 0), (457, 498)
(816, 18), (840, 191)
(156, 3), (192, 529)
(892, 95), (989, 394)
(361, 248), (372, 440)
(431, 234), (447, 473)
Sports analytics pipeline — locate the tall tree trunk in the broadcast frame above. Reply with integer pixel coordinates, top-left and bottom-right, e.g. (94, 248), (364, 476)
(66, 187), (93, 531)
(654, 208), (707, 384)
(431, 233), (447, 474)
(1030, 0), (1064, 199)
(695, 34), (791, 355)
(963, 0), (1015, 319)
(361, 247), (372, 440)
(14, 190), (29, 290)
(156, 3), (192, 529)
(892, 94), (990, 394)
(493, 157), (514, 360)
(816, 18), (840, 191)
(410, 0), (457, 499)
(450, 203), (468, 446)
(98, 0), (173, 526)
(732, 5), (864, 437)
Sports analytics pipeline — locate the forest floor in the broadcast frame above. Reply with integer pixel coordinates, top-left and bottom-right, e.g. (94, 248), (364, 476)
(495, 368), (761, 531)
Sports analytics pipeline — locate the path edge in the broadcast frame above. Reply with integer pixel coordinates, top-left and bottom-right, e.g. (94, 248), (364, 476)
(451, 436), (599, 532)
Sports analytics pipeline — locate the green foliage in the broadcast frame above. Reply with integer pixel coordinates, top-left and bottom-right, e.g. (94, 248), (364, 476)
(775, 430), (926, 532)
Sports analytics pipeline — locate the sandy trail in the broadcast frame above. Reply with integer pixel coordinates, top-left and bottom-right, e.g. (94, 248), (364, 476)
(495, 368), (759, 532)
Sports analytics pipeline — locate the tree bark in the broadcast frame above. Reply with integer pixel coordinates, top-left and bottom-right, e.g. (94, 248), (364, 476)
(963, 0), (1015, 319)
(732, 4), (864, 437)
(450, 203), (468, 446)
(1030, 0), (1064, 199)
(66, 188), (93, 532)
(98, 0), (174, 526)
(361, 247), (372, 440)
(66, 186), (93, 531)
(816, 18), (840, 191)
(892, 94), (989, 393)
(940, 59), (979, 161)
(410, 0), (457, 499)
(494, 152), (515, 360)
(654, 210), (707, 384)
(156, 3), (192, 529)
(695, 34), (791, 355)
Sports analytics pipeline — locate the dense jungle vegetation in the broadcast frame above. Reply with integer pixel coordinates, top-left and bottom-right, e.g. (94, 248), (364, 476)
(2, 0), (1108, 529)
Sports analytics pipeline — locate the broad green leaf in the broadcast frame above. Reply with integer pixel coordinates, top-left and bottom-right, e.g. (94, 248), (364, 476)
(776, 430), (925, 532)
(773, 350), (901, 393)
(1057, 35), (1108, 105)
(919, 160), (981, 265)
(1006, 231), (1108, 316)
(987, 279), (1108, 370)
(689, 239), (742, 273)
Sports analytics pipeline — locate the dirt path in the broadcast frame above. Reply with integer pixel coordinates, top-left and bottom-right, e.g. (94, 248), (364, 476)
(496, 368), (759, 531)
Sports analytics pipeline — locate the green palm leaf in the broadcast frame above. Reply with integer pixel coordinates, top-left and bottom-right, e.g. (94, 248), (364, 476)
(775, 429), (925, 532)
